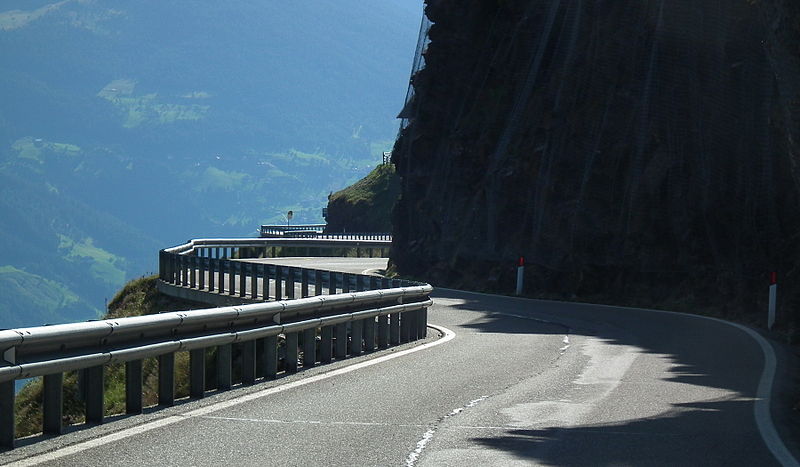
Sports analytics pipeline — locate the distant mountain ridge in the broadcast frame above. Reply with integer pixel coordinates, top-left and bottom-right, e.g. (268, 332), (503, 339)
(0, 0), (422, 327)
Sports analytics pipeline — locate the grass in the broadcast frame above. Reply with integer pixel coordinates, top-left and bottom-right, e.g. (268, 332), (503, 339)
(13, 276), (202, 439)
(329, 163), (397, 205)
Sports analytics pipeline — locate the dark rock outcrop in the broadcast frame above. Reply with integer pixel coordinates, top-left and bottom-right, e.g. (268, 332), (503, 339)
(391, 0), (800, 330)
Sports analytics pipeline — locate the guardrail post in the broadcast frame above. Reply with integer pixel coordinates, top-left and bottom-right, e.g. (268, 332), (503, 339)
(173, 253), (181, 284)
(1, 380), (14, 449)
(286, 332), (298, 373)
(363, 317), (375, 352)
(314, 270), (323, 296)
(350, 320), (363, 356)
(85, 365), (104, 424)
(409, 309), (420, 341)
(287, 268), (296, 300)
(164, 252), (172, 283)
(418, 308), (428, 339)
(303, 328), (316, 367)
(228, 261), (237, 296)
(320, 326), (333, 363)
(165, 251), (174, 283)
(190, 349), (205, 398)
(355, 275), (364, 292)
(275, 266), (283, 300)
(400, 312), (411, 343)
(180, 255), (188, 286)
(390, 313), (401, 345)
(242, 340), (256, 385)
(264, 335), (278, 379)
(250, 263), (258, 299)
(342, 273), (351, 293)
(301, 269), (309, 298)
(189, 256), (197, 289)
(377, 315), (389, 348)
(43, 373), (64, 434)
(208, 258), (216, 292)
(328, 271), (336, 294)
(199, 257), (206, 290)
(261, 263), (269, 299)
(159, 354), (175, 406)
(218, 260), (226, 294)
(126, 360), (143, 414)
(335, 323), (347, 359)
(239, 262), (247, 298)
(217, 344), (232, 390)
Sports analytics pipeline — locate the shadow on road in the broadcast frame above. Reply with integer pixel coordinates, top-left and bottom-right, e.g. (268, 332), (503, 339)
(430, 288), (793, 466)
(471, 398), (760, 466)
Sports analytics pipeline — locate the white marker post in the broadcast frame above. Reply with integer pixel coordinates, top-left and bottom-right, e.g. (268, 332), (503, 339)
(768, 272), (777, 330)
(515, 256), (524, 296)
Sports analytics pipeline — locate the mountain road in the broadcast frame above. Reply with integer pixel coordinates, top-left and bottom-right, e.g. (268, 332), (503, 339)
(3, 260), (797, 466)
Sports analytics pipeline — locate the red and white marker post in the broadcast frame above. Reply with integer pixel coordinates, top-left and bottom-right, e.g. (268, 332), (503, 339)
(768, 271), (777, 330)
(516, 256), (525, 296)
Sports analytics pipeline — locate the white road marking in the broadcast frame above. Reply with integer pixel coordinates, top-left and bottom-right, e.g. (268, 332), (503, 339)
(560, 335), (570, 352)
(405, 395), (488, 467)
(200, 415), (424, 428)
(7, 324), (456, 467)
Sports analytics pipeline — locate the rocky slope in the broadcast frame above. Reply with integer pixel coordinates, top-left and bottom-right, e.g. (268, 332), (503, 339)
(391, 0), (800, 332)
(325, 163), (399, 233)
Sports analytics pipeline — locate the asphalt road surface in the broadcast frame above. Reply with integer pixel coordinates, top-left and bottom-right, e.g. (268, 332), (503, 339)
(238, 257), (389, 275)
(3, 262), (797, 466)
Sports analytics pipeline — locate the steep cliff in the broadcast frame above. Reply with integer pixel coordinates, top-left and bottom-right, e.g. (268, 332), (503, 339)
(392, 0), (800, 330)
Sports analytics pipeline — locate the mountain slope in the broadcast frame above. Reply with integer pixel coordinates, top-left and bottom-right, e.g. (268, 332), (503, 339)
(0, 0), (422, 327)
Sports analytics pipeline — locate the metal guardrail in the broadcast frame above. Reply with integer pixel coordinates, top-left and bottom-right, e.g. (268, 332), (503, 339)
(260, 224), (327, 237)
(0, 235), (431, 450)
(259, 224), (392, 241)
(167, 237), (392, 259)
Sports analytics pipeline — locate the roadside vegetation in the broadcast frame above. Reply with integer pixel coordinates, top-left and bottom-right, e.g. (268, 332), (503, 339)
(14, 276), (203, 439)
(325, 163), (399, 233)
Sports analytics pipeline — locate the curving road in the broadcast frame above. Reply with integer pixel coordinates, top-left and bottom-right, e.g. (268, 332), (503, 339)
(3, 261), (797, 466)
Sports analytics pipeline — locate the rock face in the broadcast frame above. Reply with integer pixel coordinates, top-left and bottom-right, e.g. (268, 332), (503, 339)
(392, 0), (800, 327)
